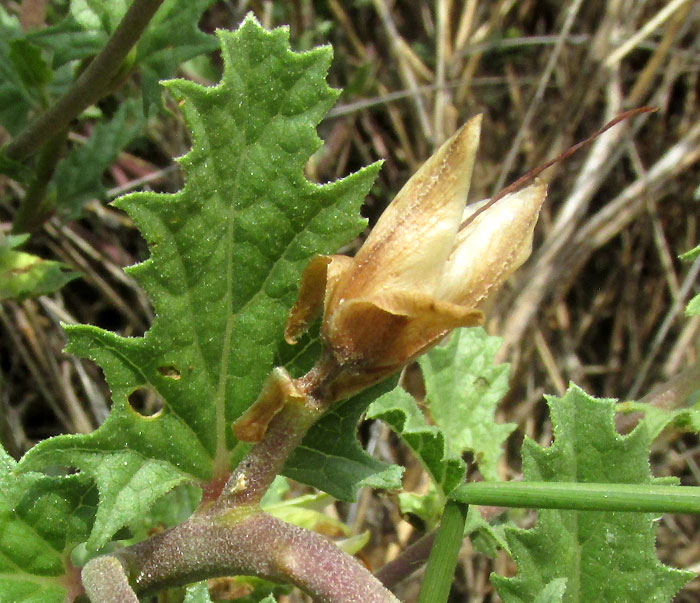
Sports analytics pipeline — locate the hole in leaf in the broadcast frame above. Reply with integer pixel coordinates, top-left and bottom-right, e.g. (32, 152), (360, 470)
(462, 450), (475, 466)
(128, 387), (164, 417)
(157, 365), (181, 379)
(95, 307), (125, 332)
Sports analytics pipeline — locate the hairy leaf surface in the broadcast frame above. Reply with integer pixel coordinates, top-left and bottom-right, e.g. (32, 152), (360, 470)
(366, 386), (465, 496)
(419, 327), (514, 482)
(490, 385), (692, 602)
(285, 379), (402, 501)
(0, 444), (97, 602)
(54, 100), (143, 217)
(365, 328), (512, 532)
(20, 16), (382, 548)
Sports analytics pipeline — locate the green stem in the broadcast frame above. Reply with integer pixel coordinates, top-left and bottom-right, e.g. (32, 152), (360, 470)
(11, 129), (67, 233)
(417, 500), (467, 603)
(4, 0), (164, 162)
(452, 481), (700, 514)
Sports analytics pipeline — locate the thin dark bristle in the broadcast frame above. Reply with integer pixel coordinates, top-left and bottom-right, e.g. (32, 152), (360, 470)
(459, 106), (657, 232)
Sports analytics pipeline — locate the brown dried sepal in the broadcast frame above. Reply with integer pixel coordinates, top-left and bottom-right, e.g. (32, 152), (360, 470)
(232, 367), (306, 442)
(284, 254), (353, 345)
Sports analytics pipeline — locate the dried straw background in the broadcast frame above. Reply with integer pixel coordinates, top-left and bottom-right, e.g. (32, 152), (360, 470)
(1, 1), (699, 601)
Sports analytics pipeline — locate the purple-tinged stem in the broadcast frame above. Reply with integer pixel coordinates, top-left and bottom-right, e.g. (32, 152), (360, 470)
(82, 557), (139, 603)
(215, 401), (319, 509)
(82, 353), (402, 602)
(111, 511), (398, 602)
(375, 530), (436, 589)
(217, 353), (341, 509)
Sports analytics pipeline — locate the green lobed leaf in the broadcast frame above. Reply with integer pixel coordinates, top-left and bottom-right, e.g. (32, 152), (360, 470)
(0, 234), (78, 301)
(26, 0), (217, 110)
(617, 400), (700, 440)
(679, 244), (700, 262)
(680, 245), (700, 316)
(53, 99), (144, 218)
(27, 14), (105, 67)
(419, 327), (514, 482)
(20, 16), (383, 547)
(65, 0), (217, 111)
(491, 385), (693, 603)
(366, 328), (512, 530)
(0, 7), (35, 135)
(0, 443), (98, 603)
(135, 0), (219, 111)
(686, 294), (700, 317)
(284, 378), (403, 501)
(8, 39), (52, 90)
(366, 386), (465, 496)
